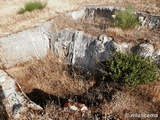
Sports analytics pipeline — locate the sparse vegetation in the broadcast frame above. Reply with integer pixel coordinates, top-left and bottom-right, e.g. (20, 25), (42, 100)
(18, 8), (26, 14)
(114, 5), (141, 29)
(1, 0), (160, 119)
(102, 51), (159, 88)
(18, 1), (46, 14)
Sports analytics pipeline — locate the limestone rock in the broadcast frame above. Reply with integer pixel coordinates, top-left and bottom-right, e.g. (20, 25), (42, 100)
(52, 29), (159, 69)
(0, 70), (43, 119)
(68, 6), (160, 30)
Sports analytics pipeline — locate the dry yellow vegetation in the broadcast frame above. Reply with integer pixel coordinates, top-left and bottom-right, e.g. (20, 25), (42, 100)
(0, 0), (160, 37)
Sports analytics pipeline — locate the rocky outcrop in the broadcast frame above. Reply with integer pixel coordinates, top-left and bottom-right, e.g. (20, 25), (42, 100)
(0, 6), (159, 69)
(138, 13), (160, 29)
(52, 29), (159, 69)
(52, 29), (119, 69)
(0, 70), (43, 119)
(68, 6), (160, 29)
(0, 21), (51, 68)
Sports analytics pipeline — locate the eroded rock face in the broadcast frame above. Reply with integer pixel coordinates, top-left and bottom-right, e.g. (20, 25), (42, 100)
(0, 6), (159, 69)
(68, 6), (116, 21)
(0, 21), (51, 68)
(0, 70), (43, 119)
(52, 29), (115, 69)
(52, 29), (159, 69)
(68, 6), (160, 29)
(138, 13), (160, 29)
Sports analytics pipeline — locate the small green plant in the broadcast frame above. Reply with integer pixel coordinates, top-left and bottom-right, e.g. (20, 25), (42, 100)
(102, 51), (159, 88)
(18, 8), (26, 14)
(18, 1), (46, 14)
(114, 5), (140, 29)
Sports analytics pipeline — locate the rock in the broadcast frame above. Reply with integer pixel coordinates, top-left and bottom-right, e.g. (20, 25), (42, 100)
(0, 6), (159, 69)
(68, 6), (116, 21)
(132, 43), (154, 57)
(63, 99), (89, 119)
(0, 21), (51, 68)
(148, 16), (160, 29)
(64, 99), (88, 112)
(52, 29), (159, 70)
(52, 29), (116, 69)
(68, 8), (87, 20)
(68, 6), (160, 30)
(0, 69), (43, 119)
(137, 12), (160, 29)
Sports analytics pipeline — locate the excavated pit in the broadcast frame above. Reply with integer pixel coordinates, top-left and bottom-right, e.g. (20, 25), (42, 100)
(0, 6), (160, 119)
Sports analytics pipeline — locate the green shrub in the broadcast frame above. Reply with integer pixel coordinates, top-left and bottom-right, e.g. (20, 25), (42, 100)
(25, 1), (46, 11)
(114, 5), (140, 29)
(18, 1), (46, 14)
(102, 52), (159, 88)
(18, 8), (26, 14)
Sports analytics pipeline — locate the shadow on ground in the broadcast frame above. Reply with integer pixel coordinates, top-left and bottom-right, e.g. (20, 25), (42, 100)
(26, 81), (116, 108)
(0, 86), (9, 120)
(26, 89), (68, 108)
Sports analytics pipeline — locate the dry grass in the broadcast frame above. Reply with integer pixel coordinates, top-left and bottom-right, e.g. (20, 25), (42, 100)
(5, 52), (160, 119)
(135, 80), (160, 103)
(43, 86), (160, 120)
(0, 0), (160, 37)
(0, 0), (77, 37)
(51, 15), (108, 37)
(51, 14), (160, 45)
(6, 53), (95, 97)
(44, 102), (92, 120)
(103, 90), (159, 120)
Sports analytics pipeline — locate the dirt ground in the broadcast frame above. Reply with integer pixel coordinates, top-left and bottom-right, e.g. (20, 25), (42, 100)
(0, 0), (160, 37)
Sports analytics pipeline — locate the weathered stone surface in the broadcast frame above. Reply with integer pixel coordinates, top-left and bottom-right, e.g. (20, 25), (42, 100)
(52, 29), (159, 69)
(68, 6), (160, 29)
(0, 70), (43, 119)
(0, 21), (51, 68)
(68, 6), (116, 21)
(0, 6), (159, 69)
(138, 13), (160, 29)
(52, 29), (115, 69)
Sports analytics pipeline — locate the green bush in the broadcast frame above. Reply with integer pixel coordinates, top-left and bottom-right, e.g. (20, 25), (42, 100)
(102, 52), (159, 88)
(114, 5), (140, 29)
(25, 1), (46, 11)
(18, 1), (46, 14)
(18, 8), (26, 14)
